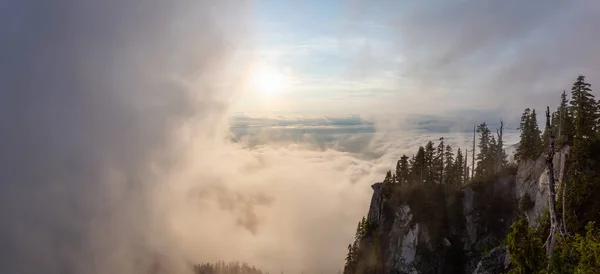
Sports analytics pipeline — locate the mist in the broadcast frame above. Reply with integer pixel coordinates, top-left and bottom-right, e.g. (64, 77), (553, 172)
(0, 0), (575, 273)
(0, 0), (385, 273)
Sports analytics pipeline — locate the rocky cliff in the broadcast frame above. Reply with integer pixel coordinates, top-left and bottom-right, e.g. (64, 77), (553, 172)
(351, 146), (570, 274)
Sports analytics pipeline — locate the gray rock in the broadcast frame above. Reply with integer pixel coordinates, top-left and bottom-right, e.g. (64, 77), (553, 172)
(473, 246), (510, 274)
(515, 146), (570, 227)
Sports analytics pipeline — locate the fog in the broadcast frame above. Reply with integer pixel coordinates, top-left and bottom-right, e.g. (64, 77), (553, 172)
(0, 1), (379, 273)
(0, 0), (539, 273)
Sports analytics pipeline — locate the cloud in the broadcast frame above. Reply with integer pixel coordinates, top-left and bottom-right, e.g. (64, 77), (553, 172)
(340, 0), (600, 117)
(0, 1), (387, 273)
(0, 0), (549, 273)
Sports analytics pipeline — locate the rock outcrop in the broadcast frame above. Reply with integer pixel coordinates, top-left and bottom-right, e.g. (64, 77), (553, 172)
(473, 247), (510, 274)
(352, 146), (571, 274)
(515, 146), (570, 227)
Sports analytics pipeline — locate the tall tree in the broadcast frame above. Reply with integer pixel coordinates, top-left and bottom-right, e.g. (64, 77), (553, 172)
(475, 122), (492, 177)
(557, 90), (574, 146)
(565, 75), (599, 231)
(455, 148), (465, 185)
(544, 106), (561, 259)
(531, 109), (542, 157)
(496, 120), (505, 172)
(571, 75), (596, 145)
(516, 108), (542, 161)
(515, 108), (532, 162)
(436, 138), (445, 184)
(471, 124), (476, 179)
(412, 146), (426, 185)
(425, 141), (436, 184)
(396, 155), (410, 185)
(444, 144), (454, 187)
(383, 170), (392, 184)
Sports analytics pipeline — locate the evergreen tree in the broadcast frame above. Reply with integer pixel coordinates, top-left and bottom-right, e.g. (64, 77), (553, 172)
(516, 108), (543, 161)
(557, 90), (574, 146)
(475, 122), (492, 177)
(443, 144), (454, 187)
(531, 109), (542, 157)
(412, 146), (426, 184)
(515, 108), (531, 162)
(383, 170), (392, 184)
(436, 139), (445, 184)
(454, 148), (465, 185)
(396, 155), (410, 185)
(571, 75), (597, 139)
(565, 75), (600, 231)
(425, 141), (436, 184)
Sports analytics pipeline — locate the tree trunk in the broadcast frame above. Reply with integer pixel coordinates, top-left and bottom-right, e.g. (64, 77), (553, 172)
(545, 106), (560, 259)
(496, 120), (504, 172)
(472, 124), (476, 179)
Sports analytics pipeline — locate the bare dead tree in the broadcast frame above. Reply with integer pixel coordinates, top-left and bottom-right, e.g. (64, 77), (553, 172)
(496, 120), (504, 172)
(471, 124), (476, 179)
(463, 149), (468, 183)
(544, 106), (562, 260)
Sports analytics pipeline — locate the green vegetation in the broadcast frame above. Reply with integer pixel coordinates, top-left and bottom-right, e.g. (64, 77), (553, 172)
(505, 75), (600, 273)
(519, 193), (535, 212)
(346, 75), (600, 273)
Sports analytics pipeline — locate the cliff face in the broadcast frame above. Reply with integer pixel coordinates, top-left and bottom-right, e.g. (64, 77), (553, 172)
(352, 146), (570, 274)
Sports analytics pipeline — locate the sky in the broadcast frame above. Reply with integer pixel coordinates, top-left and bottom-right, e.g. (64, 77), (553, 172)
(235, 0), (600, 122)
(0, 0), (599, 274)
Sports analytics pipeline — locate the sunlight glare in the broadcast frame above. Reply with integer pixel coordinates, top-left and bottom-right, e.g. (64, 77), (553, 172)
(251, 65), (287, 96)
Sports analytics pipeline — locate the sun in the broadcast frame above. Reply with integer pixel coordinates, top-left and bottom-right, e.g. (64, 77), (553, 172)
(251, 65), (287, 96)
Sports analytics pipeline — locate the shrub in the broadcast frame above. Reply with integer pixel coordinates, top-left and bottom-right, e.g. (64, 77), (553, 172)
(519, 193), (535, 212)
(507, 216), (547, 274)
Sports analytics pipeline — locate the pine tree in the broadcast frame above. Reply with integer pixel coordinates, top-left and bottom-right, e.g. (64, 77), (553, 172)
(557, 90), (574, 146)
(516, 108), (543, 161)
(516, 108), (532, 162)
(455, 148), (465, 185)
(444, 144), (454, 187)
(425, 141), (436, 184)
(412, 146), (426, 185)
(436, 138), (445, 184)
(383, 170), (392, 184)
(565, 75), (600, 231)
(475, 122), (492, 177)
(530, 109), (542, 157)
(496, 120), (505, 172)
(571, 75), (596, 139)
(396, 155), (410, 185)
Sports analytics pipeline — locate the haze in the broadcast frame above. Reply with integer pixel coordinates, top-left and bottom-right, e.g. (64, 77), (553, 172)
(1, 0), (599, 273)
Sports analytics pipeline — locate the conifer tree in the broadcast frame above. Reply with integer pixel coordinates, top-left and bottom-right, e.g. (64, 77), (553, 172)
(571, 75), (596, 138)
(515, 108), (532, 162)
(443, 144), (454, 187)
(565, 75), (599, 231)
(425, 141), (436, 184)
(557, 90), (574, 146)
(436, 138), (445, 184)
(516, 108), (543, 161)
(475, 122), (492, 177)
(412, 146), (426, 184)
(383, 170), (392, 184)
(496, 120), (505, 172)
(396, 155), (410, 185)
(530, 109), (542, 157)
(455, 148), (465, 185)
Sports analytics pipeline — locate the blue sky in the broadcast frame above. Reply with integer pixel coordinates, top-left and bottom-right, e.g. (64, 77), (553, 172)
(235, 0), (406, 116)
(234, 0), (600, 125)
